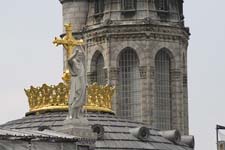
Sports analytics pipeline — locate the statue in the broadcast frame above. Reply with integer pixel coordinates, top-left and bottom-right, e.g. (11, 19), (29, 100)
(67, 49), (86, 119)
(53, 23), (86, 120)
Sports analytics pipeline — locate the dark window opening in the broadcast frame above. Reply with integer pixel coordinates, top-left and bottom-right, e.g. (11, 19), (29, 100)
(155, 0), (169, 20)
(155, 0), (168, 11)
(154, 49), (172, 130)
(121, 0), (137, 11)
(117, 48), (141, 122)
(96, 54), (105, 85)
(95, 0), (105, 14)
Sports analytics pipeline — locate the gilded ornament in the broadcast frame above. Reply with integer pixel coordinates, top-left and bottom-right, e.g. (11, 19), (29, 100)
(25, 83), (115, 114)
(53, 23), (83, 58)
(53, 23), (84, 85)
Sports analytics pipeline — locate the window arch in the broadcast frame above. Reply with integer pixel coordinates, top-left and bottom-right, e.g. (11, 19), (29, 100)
(91, 52), (105, 85)
(117, 48), (141, 121)
(154, 49), (172, 130)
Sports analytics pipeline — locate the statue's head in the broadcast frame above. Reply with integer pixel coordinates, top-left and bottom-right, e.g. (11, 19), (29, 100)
(75, 49), (85, 62)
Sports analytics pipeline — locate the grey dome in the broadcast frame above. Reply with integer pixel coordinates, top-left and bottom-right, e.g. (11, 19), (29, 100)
(0, 111), (192, 150)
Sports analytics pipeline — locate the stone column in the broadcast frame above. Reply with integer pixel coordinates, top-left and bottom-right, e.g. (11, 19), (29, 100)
(183, 73), (189, 135)
(139, 66), (148, 123)
(108, 67), (119, 112)
(149, 66), (155, 126)
(171, 68), (184, 133)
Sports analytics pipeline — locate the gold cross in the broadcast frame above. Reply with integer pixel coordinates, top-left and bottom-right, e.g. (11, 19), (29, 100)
(53, 23), (84, 58)
(53, 23), (84, 84)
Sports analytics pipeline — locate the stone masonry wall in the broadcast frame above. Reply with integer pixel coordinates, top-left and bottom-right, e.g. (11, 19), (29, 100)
(60, 0), (189, 135)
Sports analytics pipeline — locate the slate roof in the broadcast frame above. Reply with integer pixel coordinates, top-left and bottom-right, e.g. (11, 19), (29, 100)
(0, 128), (94, 150)
(0, 111), (193, 150)
(0, 128), (80, 141)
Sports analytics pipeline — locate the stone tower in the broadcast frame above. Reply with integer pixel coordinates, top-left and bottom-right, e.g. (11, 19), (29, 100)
(59, 0), (189, 135)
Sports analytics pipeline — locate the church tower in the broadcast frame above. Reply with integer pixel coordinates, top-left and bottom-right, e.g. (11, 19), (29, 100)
(59, 0), (189, 135)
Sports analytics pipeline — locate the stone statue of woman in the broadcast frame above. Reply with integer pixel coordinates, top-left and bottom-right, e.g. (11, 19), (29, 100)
(67, 49), (86, 120)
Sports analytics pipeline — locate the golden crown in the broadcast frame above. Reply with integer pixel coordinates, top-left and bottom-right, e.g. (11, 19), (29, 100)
(25, 83), (115, 114)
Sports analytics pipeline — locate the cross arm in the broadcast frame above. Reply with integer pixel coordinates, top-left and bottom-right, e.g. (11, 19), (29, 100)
(71, 39), (84, 47)
(53, 37), (68, 46)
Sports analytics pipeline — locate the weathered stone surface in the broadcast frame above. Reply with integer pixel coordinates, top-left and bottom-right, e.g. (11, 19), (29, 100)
(61, 0), (189, 135)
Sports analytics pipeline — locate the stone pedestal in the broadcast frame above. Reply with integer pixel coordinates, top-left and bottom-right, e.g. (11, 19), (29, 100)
(56, 118), (96, 139)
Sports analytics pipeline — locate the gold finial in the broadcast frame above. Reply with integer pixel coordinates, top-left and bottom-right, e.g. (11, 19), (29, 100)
(53, 23), (84, 58)
(53, 23), (84, 84)
(25, 83), (115, 114)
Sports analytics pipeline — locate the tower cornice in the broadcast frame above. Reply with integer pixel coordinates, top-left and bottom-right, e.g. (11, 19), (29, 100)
(59, 0), (86, 4)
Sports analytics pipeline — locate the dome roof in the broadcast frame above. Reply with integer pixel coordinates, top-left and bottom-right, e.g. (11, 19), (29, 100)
(0, 111), (193, 150)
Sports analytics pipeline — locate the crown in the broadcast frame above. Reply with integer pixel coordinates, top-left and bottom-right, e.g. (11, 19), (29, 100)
(24, 83), (115, 114)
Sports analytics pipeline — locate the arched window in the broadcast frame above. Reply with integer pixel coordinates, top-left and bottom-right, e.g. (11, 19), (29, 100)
(154, 49), (172, 130)
(96, 54), (105, 85)
(117, 48), (141, 121)
(90, 52), (105, 85)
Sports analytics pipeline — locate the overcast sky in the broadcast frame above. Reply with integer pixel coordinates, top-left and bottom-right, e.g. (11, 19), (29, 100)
(0, 0), (225, 149)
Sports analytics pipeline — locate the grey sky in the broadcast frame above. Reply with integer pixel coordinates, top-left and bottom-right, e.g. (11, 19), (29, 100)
(0, 0), (224, 149)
